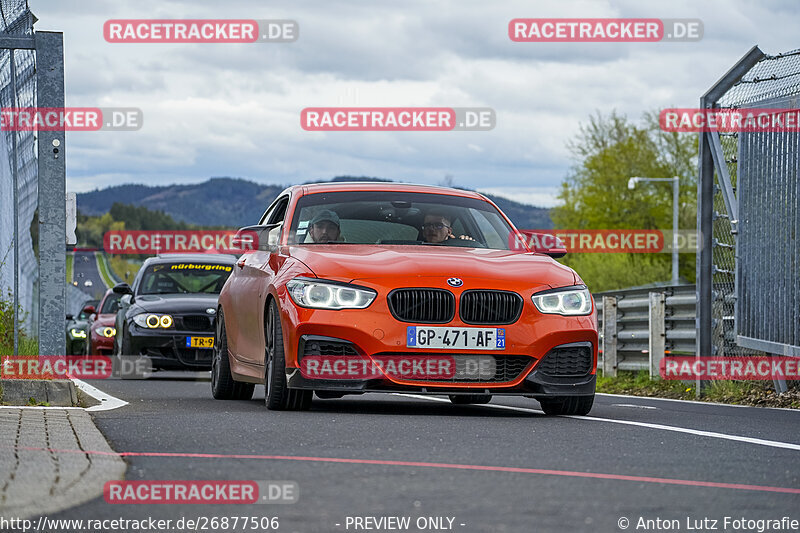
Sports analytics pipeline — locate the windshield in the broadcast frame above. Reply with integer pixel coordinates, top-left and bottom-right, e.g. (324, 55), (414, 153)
(99, 292), (122, 314)
(138, 262), (233, 295)
(288, 191), (515, 250)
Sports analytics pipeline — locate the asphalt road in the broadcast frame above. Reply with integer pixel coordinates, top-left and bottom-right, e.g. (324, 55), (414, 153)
(72, 251), (108, 301)
(47, 376), (800, 533)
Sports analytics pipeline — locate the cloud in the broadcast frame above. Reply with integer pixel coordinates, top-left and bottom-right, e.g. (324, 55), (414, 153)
(32, 0), (800, 196)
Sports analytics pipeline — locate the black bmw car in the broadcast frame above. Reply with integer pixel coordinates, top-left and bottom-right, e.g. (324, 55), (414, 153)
(113, 254), (237, 369)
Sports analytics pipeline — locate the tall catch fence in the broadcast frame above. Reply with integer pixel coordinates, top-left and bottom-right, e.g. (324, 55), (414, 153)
(698, 46), (800, 391)
(0, 0), (37, 336)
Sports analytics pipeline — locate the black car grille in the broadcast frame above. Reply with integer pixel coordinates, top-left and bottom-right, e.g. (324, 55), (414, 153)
(302, 339), (359, 357)
(181, 315), (212, 331)
(373, 353), (531, 383)
(459, 290), (523, 324)
(536, 344), (593, 376)
(388, 289), (455, 323)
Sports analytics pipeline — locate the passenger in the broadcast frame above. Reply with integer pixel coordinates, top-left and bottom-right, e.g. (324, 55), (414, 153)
(421, 211), (474, 243)
(308, 210), (343, 243)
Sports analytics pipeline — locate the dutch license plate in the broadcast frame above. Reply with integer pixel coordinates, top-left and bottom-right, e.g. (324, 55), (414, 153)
(186, 336), (214, 349)
(406, 326), (505, 350)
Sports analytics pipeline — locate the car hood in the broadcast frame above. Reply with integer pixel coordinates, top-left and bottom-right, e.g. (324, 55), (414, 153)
(130, 294), (220, 314)
(95, 314), (117, 326)
(288, 245), (576, 289)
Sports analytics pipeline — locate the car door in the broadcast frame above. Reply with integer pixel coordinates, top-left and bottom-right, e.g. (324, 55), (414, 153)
(227, 196), (289, 366)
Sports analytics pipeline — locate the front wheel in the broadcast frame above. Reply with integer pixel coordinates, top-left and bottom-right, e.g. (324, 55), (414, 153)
(211, 309), (254, 400)
(539, 395), (594, 416)
(264, 300), (312, 411)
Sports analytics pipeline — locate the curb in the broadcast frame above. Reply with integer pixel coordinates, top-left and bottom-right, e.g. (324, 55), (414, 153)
(0, 408), (127, 519)
(0, 379), (78, 406)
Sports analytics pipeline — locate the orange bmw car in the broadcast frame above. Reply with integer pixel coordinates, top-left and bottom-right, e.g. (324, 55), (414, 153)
(213, 182), (597, 415)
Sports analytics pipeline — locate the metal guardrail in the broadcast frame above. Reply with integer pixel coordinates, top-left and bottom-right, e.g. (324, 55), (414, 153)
(595, 284), (697, 375)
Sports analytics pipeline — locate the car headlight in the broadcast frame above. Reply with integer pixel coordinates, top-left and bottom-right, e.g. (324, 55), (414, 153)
(287, 278), (377, 310)
(133, 313), (174, 328)
(69, 328), (87, 339)
(532, 286), (592, 316)
(94, 326), (117, 337)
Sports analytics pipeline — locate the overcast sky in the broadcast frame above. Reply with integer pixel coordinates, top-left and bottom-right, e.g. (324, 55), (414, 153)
(33, 0), (800, 207)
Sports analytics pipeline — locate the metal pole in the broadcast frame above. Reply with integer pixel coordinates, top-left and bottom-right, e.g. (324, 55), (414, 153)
(672, 176), (679, 284)
(10, 49), (19, 356)
(35, 32), (67, 356)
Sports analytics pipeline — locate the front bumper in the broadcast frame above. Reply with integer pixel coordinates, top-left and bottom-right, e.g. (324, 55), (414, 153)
(287, 366), (596, 398)
(128, 324), (215, 369)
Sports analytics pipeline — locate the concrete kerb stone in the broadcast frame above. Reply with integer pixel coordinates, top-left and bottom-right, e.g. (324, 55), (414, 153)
(0, 408), (126, 520)
(0, 379), (78, 406)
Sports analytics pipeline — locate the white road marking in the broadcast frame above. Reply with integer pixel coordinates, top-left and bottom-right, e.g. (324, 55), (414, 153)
(611, 403), (658, 410)
(394, 393), (800, 452)
(72, 378), (129, 412)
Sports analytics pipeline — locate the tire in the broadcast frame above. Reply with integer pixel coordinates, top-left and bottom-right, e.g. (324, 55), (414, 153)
(539, 395), (594, 416)
(264, 300), (312, 411)
(211, 309), (254, 400)
(448, 394), (492, 405)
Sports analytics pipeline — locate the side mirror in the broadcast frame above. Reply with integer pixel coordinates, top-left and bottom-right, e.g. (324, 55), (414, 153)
(82, 305), (96, 315)
(233, 224), (281, 252)
(113, 282), (133, 295)
(65, 313), (74, 320)
(120, 294), (132, 306)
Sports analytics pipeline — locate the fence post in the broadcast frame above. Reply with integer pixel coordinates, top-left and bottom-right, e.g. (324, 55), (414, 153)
(602, 296), (618, 377)
(649, 291), (666, 379)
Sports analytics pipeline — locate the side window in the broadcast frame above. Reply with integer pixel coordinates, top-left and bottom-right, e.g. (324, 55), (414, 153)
(260, 196), (290, 225)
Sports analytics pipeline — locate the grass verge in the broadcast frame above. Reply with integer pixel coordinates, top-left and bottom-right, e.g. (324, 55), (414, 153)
(108, 255), (141, 285)
(596, 370), (800, 409)
(66, 252), (73, 284)
(95, 252), (117, 288)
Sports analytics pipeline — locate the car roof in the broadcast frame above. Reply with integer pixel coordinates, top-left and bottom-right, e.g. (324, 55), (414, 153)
(145, 254), (237, 265)
(294, 181), (487, 199)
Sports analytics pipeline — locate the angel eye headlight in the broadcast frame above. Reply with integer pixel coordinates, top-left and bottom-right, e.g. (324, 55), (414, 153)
(133, 313), (174, 328)
(94, 326), (117, 337)
(287, 278), (376, 310)
(532, 286), (592, 316)
(70, 328), (87, 339)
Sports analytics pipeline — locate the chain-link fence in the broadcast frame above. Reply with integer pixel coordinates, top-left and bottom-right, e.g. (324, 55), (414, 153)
(698, 47), (800, 385)
(0, 0), (37, 336)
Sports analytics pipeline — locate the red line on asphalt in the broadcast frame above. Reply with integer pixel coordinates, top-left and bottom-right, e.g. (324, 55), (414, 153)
(12, 445), (800, 495)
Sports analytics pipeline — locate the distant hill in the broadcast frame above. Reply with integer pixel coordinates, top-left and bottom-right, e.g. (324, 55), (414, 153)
(77, 177), (552, 229)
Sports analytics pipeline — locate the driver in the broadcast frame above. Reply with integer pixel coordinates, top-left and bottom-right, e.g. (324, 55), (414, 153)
(421, 211), (474, 243)
(308, 210), (343, 243)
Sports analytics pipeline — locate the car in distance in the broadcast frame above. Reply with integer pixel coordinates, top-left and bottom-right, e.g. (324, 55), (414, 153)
(113, 254), (237, 369)
(65, 299), (99, 355)
(85, 288), (122, 356)
(213, 183), (598, 415)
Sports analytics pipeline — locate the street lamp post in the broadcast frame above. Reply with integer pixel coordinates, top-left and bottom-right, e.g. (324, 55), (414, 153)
(628, 176), (680, 284)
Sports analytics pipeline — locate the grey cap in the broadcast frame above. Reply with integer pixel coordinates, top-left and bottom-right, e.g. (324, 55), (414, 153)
(309, 209), (340, 227)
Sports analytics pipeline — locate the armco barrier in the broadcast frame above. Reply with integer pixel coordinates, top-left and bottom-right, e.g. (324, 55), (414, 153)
(596, 284), (697, 376)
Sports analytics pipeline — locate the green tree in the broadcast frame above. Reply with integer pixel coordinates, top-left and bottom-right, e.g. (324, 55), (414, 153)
(551, 111), (697, 292)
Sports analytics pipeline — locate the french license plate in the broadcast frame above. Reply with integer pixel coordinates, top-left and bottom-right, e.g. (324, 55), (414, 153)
(406, 327), (505, 350)
(186, 336), (214, 349)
